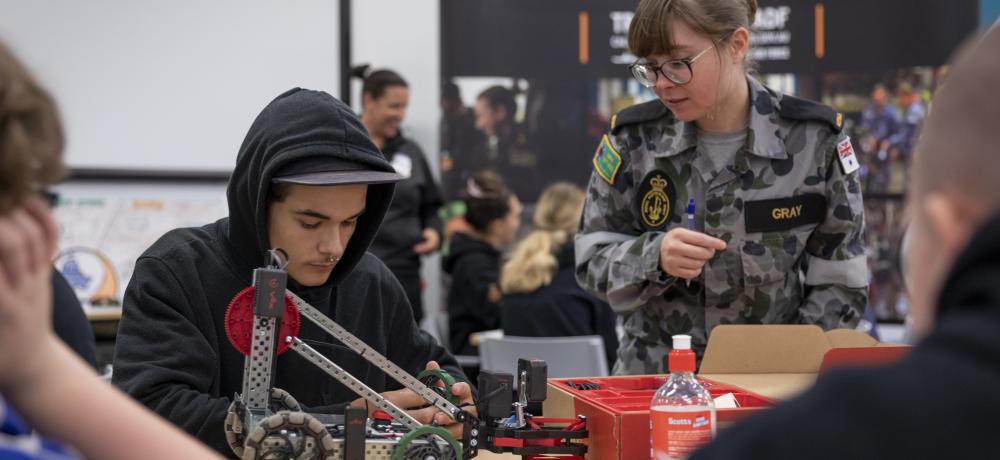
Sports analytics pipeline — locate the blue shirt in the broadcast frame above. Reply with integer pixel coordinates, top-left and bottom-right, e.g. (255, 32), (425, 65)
(0, 395), (79, 460)
(887, 101), (926, 158)
(861, 104), (899, 143)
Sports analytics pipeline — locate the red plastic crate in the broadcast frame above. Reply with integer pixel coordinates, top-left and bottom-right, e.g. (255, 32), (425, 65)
(548, 376), (773, 460)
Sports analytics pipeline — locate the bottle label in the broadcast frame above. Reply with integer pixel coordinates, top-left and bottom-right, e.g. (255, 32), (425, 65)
(650, 408), (713, 460)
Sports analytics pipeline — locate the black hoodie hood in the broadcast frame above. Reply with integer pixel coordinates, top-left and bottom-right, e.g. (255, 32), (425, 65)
(442, 232), (500, 274)
(935, 209), (1000, 318)
(226, 88), (396, 289)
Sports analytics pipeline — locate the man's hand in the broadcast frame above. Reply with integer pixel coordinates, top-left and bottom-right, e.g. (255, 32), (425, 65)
(350, 361), (476, 439)
(0, 197), (61, 393)
(420, 361), (475, 438)
(412, 228), (441, 255)
(659, 228), (727, 280)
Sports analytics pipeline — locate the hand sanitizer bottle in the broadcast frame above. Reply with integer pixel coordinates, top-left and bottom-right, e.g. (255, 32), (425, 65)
(650, 334), (716, 460)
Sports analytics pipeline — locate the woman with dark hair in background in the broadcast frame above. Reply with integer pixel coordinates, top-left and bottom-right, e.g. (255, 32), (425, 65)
(358, 66), (444, 325)
(444, 171), (521, 356)
(500, 182), (619, 369)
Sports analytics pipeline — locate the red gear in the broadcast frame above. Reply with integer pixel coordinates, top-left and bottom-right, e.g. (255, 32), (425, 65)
(225, 286), (300, 356)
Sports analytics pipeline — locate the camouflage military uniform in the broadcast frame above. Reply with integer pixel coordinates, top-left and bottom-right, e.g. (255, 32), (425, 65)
(575, 76), (868, 375)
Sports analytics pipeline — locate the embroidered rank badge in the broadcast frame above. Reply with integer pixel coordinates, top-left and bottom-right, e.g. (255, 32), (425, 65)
(636, 170), (674, 229)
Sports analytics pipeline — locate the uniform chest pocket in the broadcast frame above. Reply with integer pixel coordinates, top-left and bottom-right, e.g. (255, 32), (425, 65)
(738, 228), (813, 320)
(739, 230), (812, 286)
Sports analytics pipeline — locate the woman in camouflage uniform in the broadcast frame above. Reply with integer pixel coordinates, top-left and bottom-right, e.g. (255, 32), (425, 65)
(576, 0), (868, 375)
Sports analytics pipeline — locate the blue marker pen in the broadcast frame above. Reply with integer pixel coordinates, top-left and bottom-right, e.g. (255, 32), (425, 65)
(686, 198), (695, 287)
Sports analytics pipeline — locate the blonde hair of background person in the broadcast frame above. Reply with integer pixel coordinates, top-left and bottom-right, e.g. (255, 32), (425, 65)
(0, 40), (221, 459)
(501, 182), (585, 294)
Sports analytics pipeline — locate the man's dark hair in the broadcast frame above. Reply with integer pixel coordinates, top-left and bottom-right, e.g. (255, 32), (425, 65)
(476, 85), (516, 119)
(266, 182), (292, 204)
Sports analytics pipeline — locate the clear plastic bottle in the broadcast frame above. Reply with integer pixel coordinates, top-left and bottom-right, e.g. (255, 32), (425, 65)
(650, 334), (716, 460)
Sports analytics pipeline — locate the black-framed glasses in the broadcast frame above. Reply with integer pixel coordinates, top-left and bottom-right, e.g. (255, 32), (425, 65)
(628, 42), (717, 87)
(39, 189), (60, 208)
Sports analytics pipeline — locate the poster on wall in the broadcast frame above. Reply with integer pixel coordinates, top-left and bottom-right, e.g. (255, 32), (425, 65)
(52, 185), (227, 312)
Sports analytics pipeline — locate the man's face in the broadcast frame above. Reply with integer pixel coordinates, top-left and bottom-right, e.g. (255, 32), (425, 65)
(364, 85), (409, 140)
(897, 91), (914, 109)
(267, 184), (367, 287)
(474, 98), (503, 137)
(872, 88), (888, 109)
(904, 186), (969, 339)
(904, 201), (939, 337)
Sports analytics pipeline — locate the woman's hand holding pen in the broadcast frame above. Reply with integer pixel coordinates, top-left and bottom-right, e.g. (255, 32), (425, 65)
(659, 228), (727, 281)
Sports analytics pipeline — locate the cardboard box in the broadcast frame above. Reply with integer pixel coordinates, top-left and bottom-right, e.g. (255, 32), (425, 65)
(699, 325), (907, 400)
(543, 325), (909, 460)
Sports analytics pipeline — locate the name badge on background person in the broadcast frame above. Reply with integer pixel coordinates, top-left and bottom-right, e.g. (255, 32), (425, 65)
(635, 170), (676, 230)
(744, 194), (827, 233)
(390, 153), (413, 179)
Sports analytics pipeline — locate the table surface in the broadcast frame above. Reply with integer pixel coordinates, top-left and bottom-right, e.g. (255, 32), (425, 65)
(84, 304), (122, 322)
(474, 451), (519, 459)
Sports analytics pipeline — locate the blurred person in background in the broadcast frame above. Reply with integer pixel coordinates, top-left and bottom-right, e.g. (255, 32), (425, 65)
(860, 83), (899, 160)
(444, 171), (521, 356)
(473, 86), (541, 201)
(440, 81), (484, 201)
(358, 66), (444, 325)
(500, 182), (619, 369)
(888, 81), (926, 163)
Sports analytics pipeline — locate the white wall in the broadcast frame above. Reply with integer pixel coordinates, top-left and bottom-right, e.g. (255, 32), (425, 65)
(352, 0), (444, 335)
(0, 0), (340, 172)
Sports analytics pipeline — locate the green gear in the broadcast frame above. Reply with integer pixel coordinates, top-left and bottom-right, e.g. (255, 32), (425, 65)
(416, 368), (459, 406)
(391, 425), (461, 460)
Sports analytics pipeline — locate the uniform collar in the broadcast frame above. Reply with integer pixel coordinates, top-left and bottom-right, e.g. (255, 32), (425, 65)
(654, 76), (787, 160)
(746, 76), (787, 160)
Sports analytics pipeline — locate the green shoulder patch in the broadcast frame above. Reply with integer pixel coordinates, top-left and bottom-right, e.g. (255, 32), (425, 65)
(610, 99), (669, 134)
(593, 134), (622, 185)
(778, 95), (843, 133)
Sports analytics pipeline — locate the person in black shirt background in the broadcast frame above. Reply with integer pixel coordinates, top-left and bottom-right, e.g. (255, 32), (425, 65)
(358, 67), (444, 325)
(444, 171), (521, 356)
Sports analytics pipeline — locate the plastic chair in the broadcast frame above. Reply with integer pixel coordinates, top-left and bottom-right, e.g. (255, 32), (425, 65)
(478, 335), (609, 378)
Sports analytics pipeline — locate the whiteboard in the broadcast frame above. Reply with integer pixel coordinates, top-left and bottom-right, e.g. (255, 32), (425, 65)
(0, 0), (340, 172)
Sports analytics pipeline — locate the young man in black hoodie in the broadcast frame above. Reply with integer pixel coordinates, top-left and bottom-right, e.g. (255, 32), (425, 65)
(112, 88), (472, 456)
(691, 25), (1000, 460)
